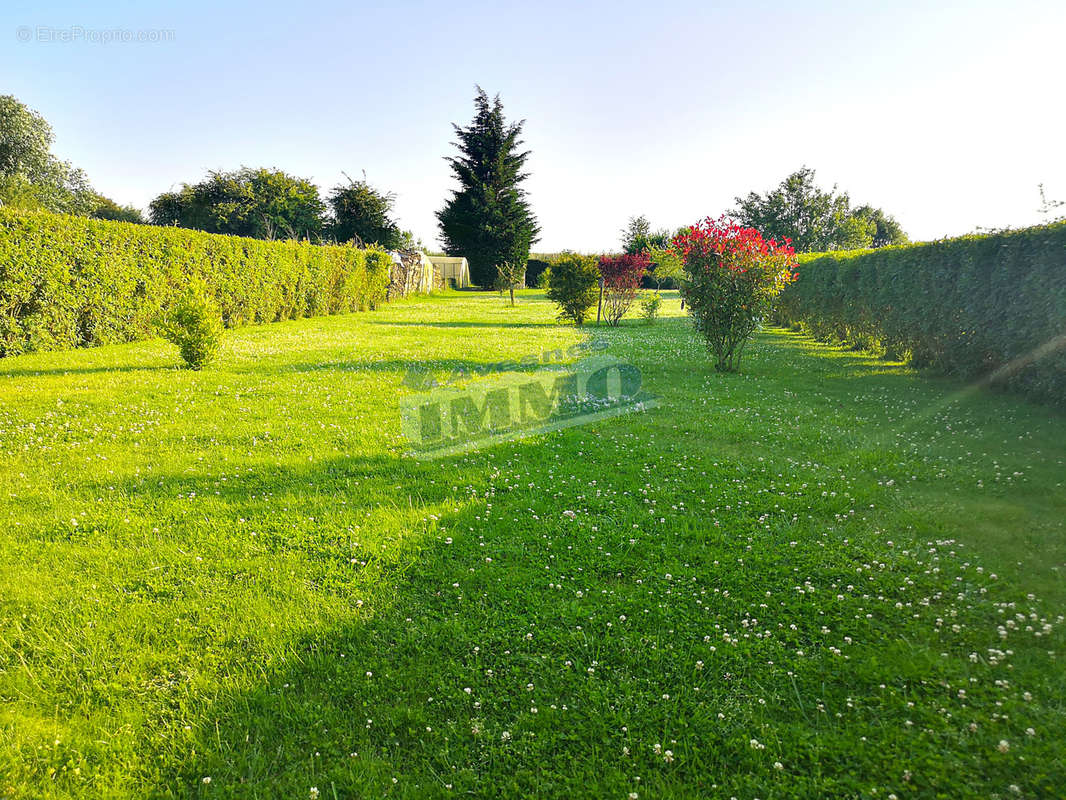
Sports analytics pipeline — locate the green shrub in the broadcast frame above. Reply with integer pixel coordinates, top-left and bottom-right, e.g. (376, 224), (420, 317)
(776, 222), (1066, 404)
(640, 291), (663, 323)
(157, 289), (223, 369)
(535, 267), (551, 290)
(0, 207), (392, 357)
(545, 252), (600, 325)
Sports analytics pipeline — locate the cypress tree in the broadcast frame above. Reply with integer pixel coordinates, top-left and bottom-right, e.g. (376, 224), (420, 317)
(437, 87), (540, 288)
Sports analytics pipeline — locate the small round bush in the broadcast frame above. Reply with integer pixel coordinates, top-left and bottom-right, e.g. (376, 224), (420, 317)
(545, 252), (599, 326)
(158, 289), (223, 370)
(640, 291), (663, 324)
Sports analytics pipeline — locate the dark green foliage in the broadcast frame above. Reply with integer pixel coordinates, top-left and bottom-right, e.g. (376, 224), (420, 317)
(525, 258), (550, 288)
(148, 167), (325, 241)
(327, 177), (402, 248)
(776, 222), (1066, 404)
(850, 204), (909, 248)
(157, 288), (223, 369)
(90, 194), (145, 224)
(620, 214), (671, 254)
(0, 207), (391, 357)
(437, 88), (540, 287)
(734, 167), (906, 252)
(545, 252), (600, 325)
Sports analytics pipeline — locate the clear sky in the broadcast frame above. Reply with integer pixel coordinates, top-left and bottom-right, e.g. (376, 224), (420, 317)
(4, 0), (1064, 251)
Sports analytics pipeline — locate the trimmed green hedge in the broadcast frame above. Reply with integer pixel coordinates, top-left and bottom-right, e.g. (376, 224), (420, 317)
(0, 207), (391, 357)
(776, 222), (1066, 405)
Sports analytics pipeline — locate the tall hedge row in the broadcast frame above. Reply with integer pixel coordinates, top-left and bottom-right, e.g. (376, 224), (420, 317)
(0, 207), (392, 357)
(775, 222), (1066, 404)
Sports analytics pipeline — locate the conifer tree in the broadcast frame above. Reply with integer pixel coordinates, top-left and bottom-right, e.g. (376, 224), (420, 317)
(437, 88), (539, 287)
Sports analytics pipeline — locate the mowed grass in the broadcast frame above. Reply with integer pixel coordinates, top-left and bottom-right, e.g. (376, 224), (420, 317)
(1, 290), (1064, 799)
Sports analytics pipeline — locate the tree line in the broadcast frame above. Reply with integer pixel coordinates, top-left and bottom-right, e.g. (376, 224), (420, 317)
(5, 90), (922, 292)
(0, 90), (537, 287)
(621, 167), (910, 262)
(0, 95), (421, 251)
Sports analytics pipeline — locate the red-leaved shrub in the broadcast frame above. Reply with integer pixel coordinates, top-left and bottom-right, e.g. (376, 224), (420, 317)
(598, 253), (649, 326)
(673, 216), (796, 371)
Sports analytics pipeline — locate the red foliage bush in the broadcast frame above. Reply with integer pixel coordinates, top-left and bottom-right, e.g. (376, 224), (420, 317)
(597, 253), (649, 326)
(673, 216), (796, 371)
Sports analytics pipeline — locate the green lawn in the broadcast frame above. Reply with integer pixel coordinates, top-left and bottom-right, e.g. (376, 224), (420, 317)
(1, 291), (1064, 799)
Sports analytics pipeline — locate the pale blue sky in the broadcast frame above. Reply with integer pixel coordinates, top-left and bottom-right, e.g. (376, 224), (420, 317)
(4, 0), (1064, 251)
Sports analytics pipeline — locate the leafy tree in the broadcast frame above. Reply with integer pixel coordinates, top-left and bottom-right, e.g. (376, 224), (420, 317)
(437, 87), (540, 287)
(327, 175), (402, 248)
(733, 167), (850, 252)
(148, 167), (325, 240)
(850, 204), (908, 247)
(545, 252), (600, 325)
(90, 194), (145, 224)
(645, 245), (684, 290)
(621, 215), (670, 254)
(495, 260), (526, 306)
(0, 95), (95, 214)
(833, 214), (877, 251)
(396, 230), (424, 251)
(733, 167), (906, 252)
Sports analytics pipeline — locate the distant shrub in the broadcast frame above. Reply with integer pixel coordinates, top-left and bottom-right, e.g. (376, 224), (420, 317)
(526, 258), (551, 288)
(598, 253), (649, 326)
(546, 252), (600, 325)
(640, 291), (662, 324)
(675, 216), (796, 372)
(158, 288), (223, 369)
(0, 207), (392, 357)
(535, 267), (551, 290)
(776, 221), (1066, 404)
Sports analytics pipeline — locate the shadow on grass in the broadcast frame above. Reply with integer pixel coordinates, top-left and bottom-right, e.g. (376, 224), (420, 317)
(0, 363), (175, 378)
(30, 326), (1056, 798)
(136, 440), (752, 799)
(369, 320), (561, 330)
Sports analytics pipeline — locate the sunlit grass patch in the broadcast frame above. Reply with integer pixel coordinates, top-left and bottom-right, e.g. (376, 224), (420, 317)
(1, 291), (1063, 799)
